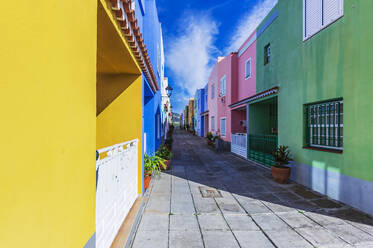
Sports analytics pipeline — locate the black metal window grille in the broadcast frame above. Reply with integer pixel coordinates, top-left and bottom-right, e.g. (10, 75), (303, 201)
(305, 99), (343, 150)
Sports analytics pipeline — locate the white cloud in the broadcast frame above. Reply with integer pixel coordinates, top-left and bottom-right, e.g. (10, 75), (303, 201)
(166, 14), (219, 111)
(225, 0), (277, 53)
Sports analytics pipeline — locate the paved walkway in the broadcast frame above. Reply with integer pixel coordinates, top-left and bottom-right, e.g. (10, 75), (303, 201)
(131, 130), (373, 248)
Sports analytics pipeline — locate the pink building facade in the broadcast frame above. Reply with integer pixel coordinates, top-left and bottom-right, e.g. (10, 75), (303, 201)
(230, 31), (257, 136)
(216, 53), (237, 142)
(207, 59), (219, 136)
(207, 31), (257, 149)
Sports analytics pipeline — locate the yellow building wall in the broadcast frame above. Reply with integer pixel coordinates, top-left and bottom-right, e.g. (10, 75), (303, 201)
(96, 75), (143, 194)
(0, 1), (97, 248)
(96, 0), (144, 195)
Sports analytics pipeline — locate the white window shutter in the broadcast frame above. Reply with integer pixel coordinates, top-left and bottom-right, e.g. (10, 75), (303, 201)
(323, 0), (344, 27)
(304, 0), (322, 39)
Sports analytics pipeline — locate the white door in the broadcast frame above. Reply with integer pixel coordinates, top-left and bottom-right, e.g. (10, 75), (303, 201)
(96, 140), (139, 248)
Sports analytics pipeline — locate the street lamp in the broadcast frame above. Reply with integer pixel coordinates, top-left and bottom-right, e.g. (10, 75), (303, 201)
(166, 85), (173, 97)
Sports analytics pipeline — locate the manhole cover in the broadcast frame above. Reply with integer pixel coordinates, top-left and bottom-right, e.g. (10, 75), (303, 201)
(199, 186), (223, 198)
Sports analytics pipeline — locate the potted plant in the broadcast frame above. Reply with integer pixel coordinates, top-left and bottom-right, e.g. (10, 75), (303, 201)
(156, 145), (173, 170)
(206, 132), (214, 147)
(271, 146), (292, 184)
(144, 154), (167, 189)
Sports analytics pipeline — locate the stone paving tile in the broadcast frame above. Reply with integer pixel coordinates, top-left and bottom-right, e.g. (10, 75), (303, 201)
(137, 213), (169, 231)
(224, 214), (260, 231)
(261, 201), (299, 213)
(291, 185), (324, 200)
(234, 195), (273, 214)
(215, 196), (246, 215)
(169, 230), (204, 248)
(277, 211), (320, 228)
(233, 230), (275, 248)
(171, 199), (196, 214)
(311, 198), (343, 209)
(286, 199), (322, 212)
(198, 214), (230, 231)
(170, 214), (200, 231)
(303, 211), (347, 226)
(273, 191), (302, 202)
(194, 198), (220, 214)
(202, 230), (240, 248)
(296, 226), (350, 248)
(144, 197), (170, 214)
(251, 213), (290, 231)
(132, 230), (168, 248)
(250, 192), (283, 203)
(131, 131), (373, 248)
(347, 220), (373, 235)
(325, 223), (373, 246)
(265, 229), (313, 248)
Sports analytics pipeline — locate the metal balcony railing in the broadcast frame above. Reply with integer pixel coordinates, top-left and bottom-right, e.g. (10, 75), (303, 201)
(248, 134), (277, 167)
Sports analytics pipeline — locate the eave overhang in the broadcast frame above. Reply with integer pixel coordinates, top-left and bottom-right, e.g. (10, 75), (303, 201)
(229, 87), (279, 109)
(110, 0), (159, 92)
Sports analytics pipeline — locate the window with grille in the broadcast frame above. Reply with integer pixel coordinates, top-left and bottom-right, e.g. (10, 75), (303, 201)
(303, 0), (344, 40)
(245, 58), (251, 79)
(220, 75), (226, 97)
(264, 44), (270, 65)
(220, 118), (226, 137)
(305, 99), (343, 151)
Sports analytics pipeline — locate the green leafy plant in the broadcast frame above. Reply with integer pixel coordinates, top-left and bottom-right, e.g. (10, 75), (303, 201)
(144, 154), (167, 176)
(272, 146), (292, 168)
(156, 145), (172, 160)
(206, 132), (213, 141)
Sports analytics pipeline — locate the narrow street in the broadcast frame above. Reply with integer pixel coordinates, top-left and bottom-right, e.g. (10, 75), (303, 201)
(131, 130), (373, 248)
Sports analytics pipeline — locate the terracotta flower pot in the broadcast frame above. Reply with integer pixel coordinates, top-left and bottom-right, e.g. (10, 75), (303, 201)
(271, 166), (291, 184)
(144, 175), (152, 189)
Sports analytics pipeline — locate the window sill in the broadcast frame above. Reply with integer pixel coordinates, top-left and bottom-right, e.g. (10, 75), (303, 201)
(302, 146), (343, 154)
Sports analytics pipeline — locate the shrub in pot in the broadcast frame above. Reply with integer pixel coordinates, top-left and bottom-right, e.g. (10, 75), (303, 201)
(144, 154), (166, 189)
(271, 146), (292, 184)
(206, 132), (215, 147)
(156, 145), (172, 170)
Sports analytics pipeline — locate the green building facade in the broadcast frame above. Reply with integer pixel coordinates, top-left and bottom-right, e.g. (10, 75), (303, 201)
(251, 0), (373, 215)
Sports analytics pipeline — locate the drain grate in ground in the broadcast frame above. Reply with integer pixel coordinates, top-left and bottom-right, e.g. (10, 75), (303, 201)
(199, 186), (223, 198)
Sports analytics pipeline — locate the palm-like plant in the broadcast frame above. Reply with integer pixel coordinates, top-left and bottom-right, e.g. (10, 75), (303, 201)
(156, 145), (172, 160)
(144, 154), (167, 176)
(272, 146), (292, 168)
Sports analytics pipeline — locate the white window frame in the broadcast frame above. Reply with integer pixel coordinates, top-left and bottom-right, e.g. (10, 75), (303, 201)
(211, 116), (215, 131)
(220, 75), (226, 97)
(211, 84), (215, 99)
(303, 0), (344, 41)
(220, 117), (226, 137)
(245, 58), (252, 79)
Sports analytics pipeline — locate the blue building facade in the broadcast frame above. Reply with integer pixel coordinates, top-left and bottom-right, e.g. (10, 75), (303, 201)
(201, 84), (208, 137)
(194, 88), (205, 137)
(135, 0), (164, 155)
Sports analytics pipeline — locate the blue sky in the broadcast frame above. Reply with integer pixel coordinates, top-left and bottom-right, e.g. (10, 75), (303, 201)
(156, 0), (277, 113)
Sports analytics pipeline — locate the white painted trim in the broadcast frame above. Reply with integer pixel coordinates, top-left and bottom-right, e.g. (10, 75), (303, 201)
(220, 117), (226, 137)
(303, 0), (344, 41)
(238, 33), (257, 57)
(220, 75), (226, 97)
(245, 58), (252, 80)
